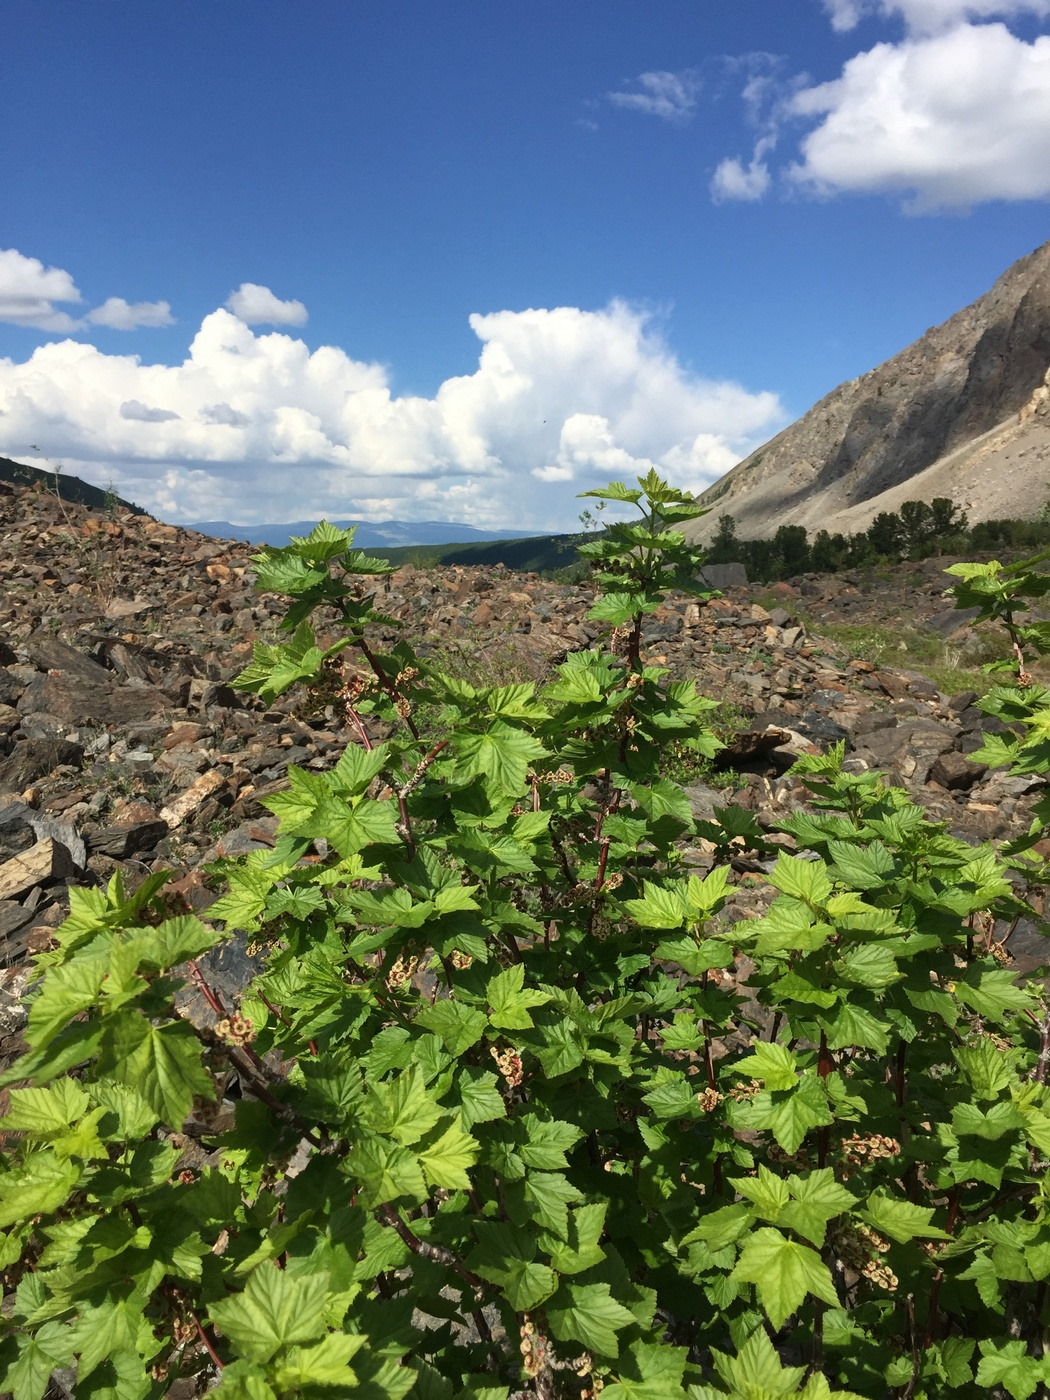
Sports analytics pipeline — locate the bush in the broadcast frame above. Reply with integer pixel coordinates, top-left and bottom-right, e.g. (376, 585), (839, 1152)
(2, 475), (1050, 1399)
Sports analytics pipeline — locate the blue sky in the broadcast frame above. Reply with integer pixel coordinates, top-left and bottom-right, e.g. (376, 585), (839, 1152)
(1, 0), (1049, 529)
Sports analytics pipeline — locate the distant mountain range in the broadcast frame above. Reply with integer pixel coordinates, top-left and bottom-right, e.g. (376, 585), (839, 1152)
(690, 238), (1050, 541)
(189, 518), (549, 549)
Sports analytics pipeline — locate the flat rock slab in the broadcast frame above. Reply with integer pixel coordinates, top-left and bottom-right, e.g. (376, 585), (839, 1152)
(0, 838), (77, 900)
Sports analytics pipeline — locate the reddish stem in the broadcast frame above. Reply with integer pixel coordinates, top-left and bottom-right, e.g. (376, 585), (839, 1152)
(188, 1309), (224, 1371)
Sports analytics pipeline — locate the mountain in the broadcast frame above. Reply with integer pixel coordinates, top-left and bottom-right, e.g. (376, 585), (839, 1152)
(0, 456), (143, 514)
(189, 518), (549, 549)
(690, 240), (1050, 541)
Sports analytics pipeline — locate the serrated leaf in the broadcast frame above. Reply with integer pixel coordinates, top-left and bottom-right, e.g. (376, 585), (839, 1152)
(729, 1228), (839, 1329)
(1, 1080), (89, 1136)
(518, 1118), (584, 1170)
(487, 962), (550, 1030)
(418, 1116), (478, 1189)
(468, 1223), (558, 1311)
(547, 1281), (636, 1358)
(365, 1067), (443, 1147)
(955, 966), (1035, 1022)
(454, 724), (547, 797)
(209, 1264), (329, 1363)
(731, 1042), (799, 1092)
(0, 1152), (80, 1228)
(859, 1190), (950, 1244)
(0, 1322), (74, 1400)
(98, 1015), (215, 1126)
(767, 854), (832, 905)
(975, 1339), (1050, 1400)
(416, 1000), (488, 1056)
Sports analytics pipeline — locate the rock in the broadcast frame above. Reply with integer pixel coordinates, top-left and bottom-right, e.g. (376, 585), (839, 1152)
(929, 750), (988, 791)
(88, 819), (169, 858)
(18, 672), (170, 728)
(928, 607), (980, 639)
(699, 562), (748, 590)
(0, 736), (85, 788)
(160, 769), (226, 828)
(0, 838), (77, 899)
(948, 690), (979, 714)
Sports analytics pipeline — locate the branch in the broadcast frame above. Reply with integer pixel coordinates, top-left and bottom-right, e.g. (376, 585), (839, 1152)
(378, 1204), (485, 1292)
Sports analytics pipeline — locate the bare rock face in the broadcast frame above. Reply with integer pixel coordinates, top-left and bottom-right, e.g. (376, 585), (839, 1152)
(692, 240), (1050, 539)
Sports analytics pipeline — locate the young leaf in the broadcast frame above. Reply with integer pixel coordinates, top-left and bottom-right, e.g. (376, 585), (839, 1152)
(208, 1264), (330, 1363)
(729, 1228), (839, 1329)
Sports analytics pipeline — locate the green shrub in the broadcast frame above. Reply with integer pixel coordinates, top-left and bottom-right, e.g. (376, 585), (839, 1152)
(2, 478), (1050, 1399)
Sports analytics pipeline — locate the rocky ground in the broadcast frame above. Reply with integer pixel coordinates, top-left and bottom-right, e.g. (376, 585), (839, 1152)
(1, 479), (1047, 1061)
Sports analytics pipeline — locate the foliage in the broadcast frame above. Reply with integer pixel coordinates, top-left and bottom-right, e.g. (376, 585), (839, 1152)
(2, 477), (1050, 1399)
(704, 499), (1050, 583)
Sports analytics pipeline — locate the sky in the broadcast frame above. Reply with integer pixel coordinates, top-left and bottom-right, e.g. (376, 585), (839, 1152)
(1, 1), (1049, 531)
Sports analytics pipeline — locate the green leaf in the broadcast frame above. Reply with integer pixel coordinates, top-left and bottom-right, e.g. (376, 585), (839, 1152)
(457, 1069), (506, 1128)
(603, 1340), (689, 1399)
(975, 1340), (1050, 1400)
(710, 1326), (806, 1398)
(486, 963), (550, 1030)
(468, 1223), (558, 1311)
(0, 1321), (74, 1400)
(25, 958), (106, 1050)
(623, 882), (687, 930)
(729, 1228), (839, 1329)
(1, 1080), (89, 1136)
(542, 1201), (608, 1274)
(416, 1000), (488, 1056)
(99, 1015), (215, 1126)
(518, 1118), (584, 1170)
(454, 724), (547, 797)
(838, 943), (899, 989)
(955, 966), (1035, 1022)
(365, 1067), (443, 1147)
(780, 1170), (856, 1248)
(731, 1042), (799, 1093)
(273, 1332), (367, 1389)
(0, 1152), (80, 1227)
(513, 1170), (584, 1237)
(208, 1264), (330, 1364)
(729, 1165), (791, 1222)
(547, 1281), (637, 1358)
(418, 1116), (478, 1189)
(767, 854), (833, 905)
(859, 1190), (950, 1245)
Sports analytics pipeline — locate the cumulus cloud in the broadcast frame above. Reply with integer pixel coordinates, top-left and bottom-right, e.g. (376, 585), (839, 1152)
(0, 249), (83, 332)
(607, 70), (701, 122)
(790, 22), (1050, 208)
(225, 283), (308, 326)
(0, 303), (784, 530)
(87, 297), (174, 330)
(825, 0), (1050, 31)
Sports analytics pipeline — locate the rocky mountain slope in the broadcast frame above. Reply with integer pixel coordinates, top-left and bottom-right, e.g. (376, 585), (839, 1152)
(691, 240), (1050, 539)
(2, 478), (1047, 1066)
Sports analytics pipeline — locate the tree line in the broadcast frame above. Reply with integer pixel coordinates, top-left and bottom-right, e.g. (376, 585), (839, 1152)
(706, 497), (1050, 581)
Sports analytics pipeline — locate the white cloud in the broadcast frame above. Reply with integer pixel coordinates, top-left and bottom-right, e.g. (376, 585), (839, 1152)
(0, 303), (784, 530)
(0, 249), (83, 332)
(790, 22), (1050, 208)
(225, 282), (308, 326)
(607, 70), (701, 122)
(825, 0), (1050, 32)
(87, 297), (174, 330)
(711, 143), (774, 202)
